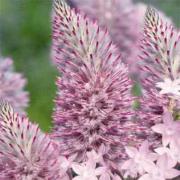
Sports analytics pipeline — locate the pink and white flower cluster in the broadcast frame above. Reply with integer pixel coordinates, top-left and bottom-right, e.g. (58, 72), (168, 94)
(122, 112), (180, 180)
(0, 0), (179, 179)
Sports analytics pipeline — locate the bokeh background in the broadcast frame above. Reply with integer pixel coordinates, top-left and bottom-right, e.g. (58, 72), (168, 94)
(0, 0), (179, 131)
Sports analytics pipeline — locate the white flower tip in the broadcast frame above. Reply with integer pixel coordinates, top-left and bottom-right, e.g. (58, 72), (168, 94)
(0, 100), (13, 118)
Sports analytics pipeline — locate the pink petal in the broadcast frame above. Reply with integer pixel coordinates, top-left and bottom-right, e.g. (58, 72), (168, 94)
(72, 163), (84, 175)
(99, 173), (111, 180)
(148, 153), (158, 161)
(163, 111), (173, 125)
(61, 174), (70, 180)
(141, 160), (156, 173)
(113, 175), (122, 180)
(121, 159), (133, 170)
(162, 135), (171, 146)
(155, 147), (168, 155)
(72, 177), (83, 180)
(139, 140), (149, 153)
(155, 147), (177, 168)
(156, 155), (167, 171)
(165, 169), (180, 179)
(151, 124), (165, 134)
(125, 146), (138, 158)
(95, 167), (106, 175)
(138, 174), (152, 180)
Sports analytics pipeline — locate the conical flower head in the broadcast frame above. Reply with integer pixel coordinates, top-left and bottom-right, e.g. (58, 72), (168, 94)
(0, 102), (63, 179)
(0, 56), (29, 114)
(52, 0), (158, 165)
(139, 7), (180, 117)
(67, 0), (146, 77)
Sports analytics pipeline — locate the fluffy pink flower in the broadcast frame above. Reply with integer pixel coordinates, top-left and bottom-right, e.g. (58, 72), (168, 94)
(0, 102), (66, 179)
(139, 7), (180, 118)
(69, 0), (146, 78)
(51, 0), (159, 168)
(139, 154), (180, 180)
(0, 56), (29, 114)
(52, 0), (135, 161)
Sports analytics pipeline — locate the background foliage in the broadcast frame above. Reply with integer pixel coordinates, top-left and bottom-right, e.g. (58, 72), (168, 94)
(0, 0), (179, 131)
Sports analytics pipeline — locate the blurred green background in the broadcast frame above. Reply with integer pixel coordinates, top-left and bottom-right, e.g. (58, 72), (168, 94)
(0, 0), (179, 132)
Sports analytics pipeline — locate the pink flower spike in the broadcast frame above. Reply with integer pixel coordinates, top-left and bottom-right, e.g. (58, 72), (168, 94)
(51, 0), (153, 167)
(139, 6), (180, 119)
(0, 102), (64, 179)
(52, 1), (165, 170)
(139, 7), (179, 91)
(152, 111), (180, 146)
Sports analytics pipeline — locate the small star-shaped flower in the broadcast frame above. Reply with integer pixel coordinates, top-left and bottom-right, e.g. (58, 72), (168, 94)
(121, 141), (157, 177)
(139, 154), (180, 180)
(155, 139), (180, 165)
(152, 111), (180, 146)
(156, 78), (180, 96)
(72, 161), (106, 180)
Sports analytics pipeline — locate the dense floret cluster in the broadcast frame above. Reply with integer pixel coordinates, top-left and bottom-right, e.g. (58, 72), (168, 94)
(0, 0), (179, 179)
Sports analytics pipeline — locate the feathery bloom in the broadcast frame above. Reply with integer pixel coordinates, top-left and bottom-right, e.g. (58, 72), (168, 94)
(139, 7), (180, 118)
(0, 56), (28, 114)
(0, 102), (66, 179)
(51, 0), (159, 166)
(68, 0), (146, 78)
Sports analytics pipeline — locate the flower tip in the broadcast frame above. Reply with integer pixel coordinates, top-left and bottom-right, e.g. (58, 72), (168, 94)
(0, 100), (12, 117)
